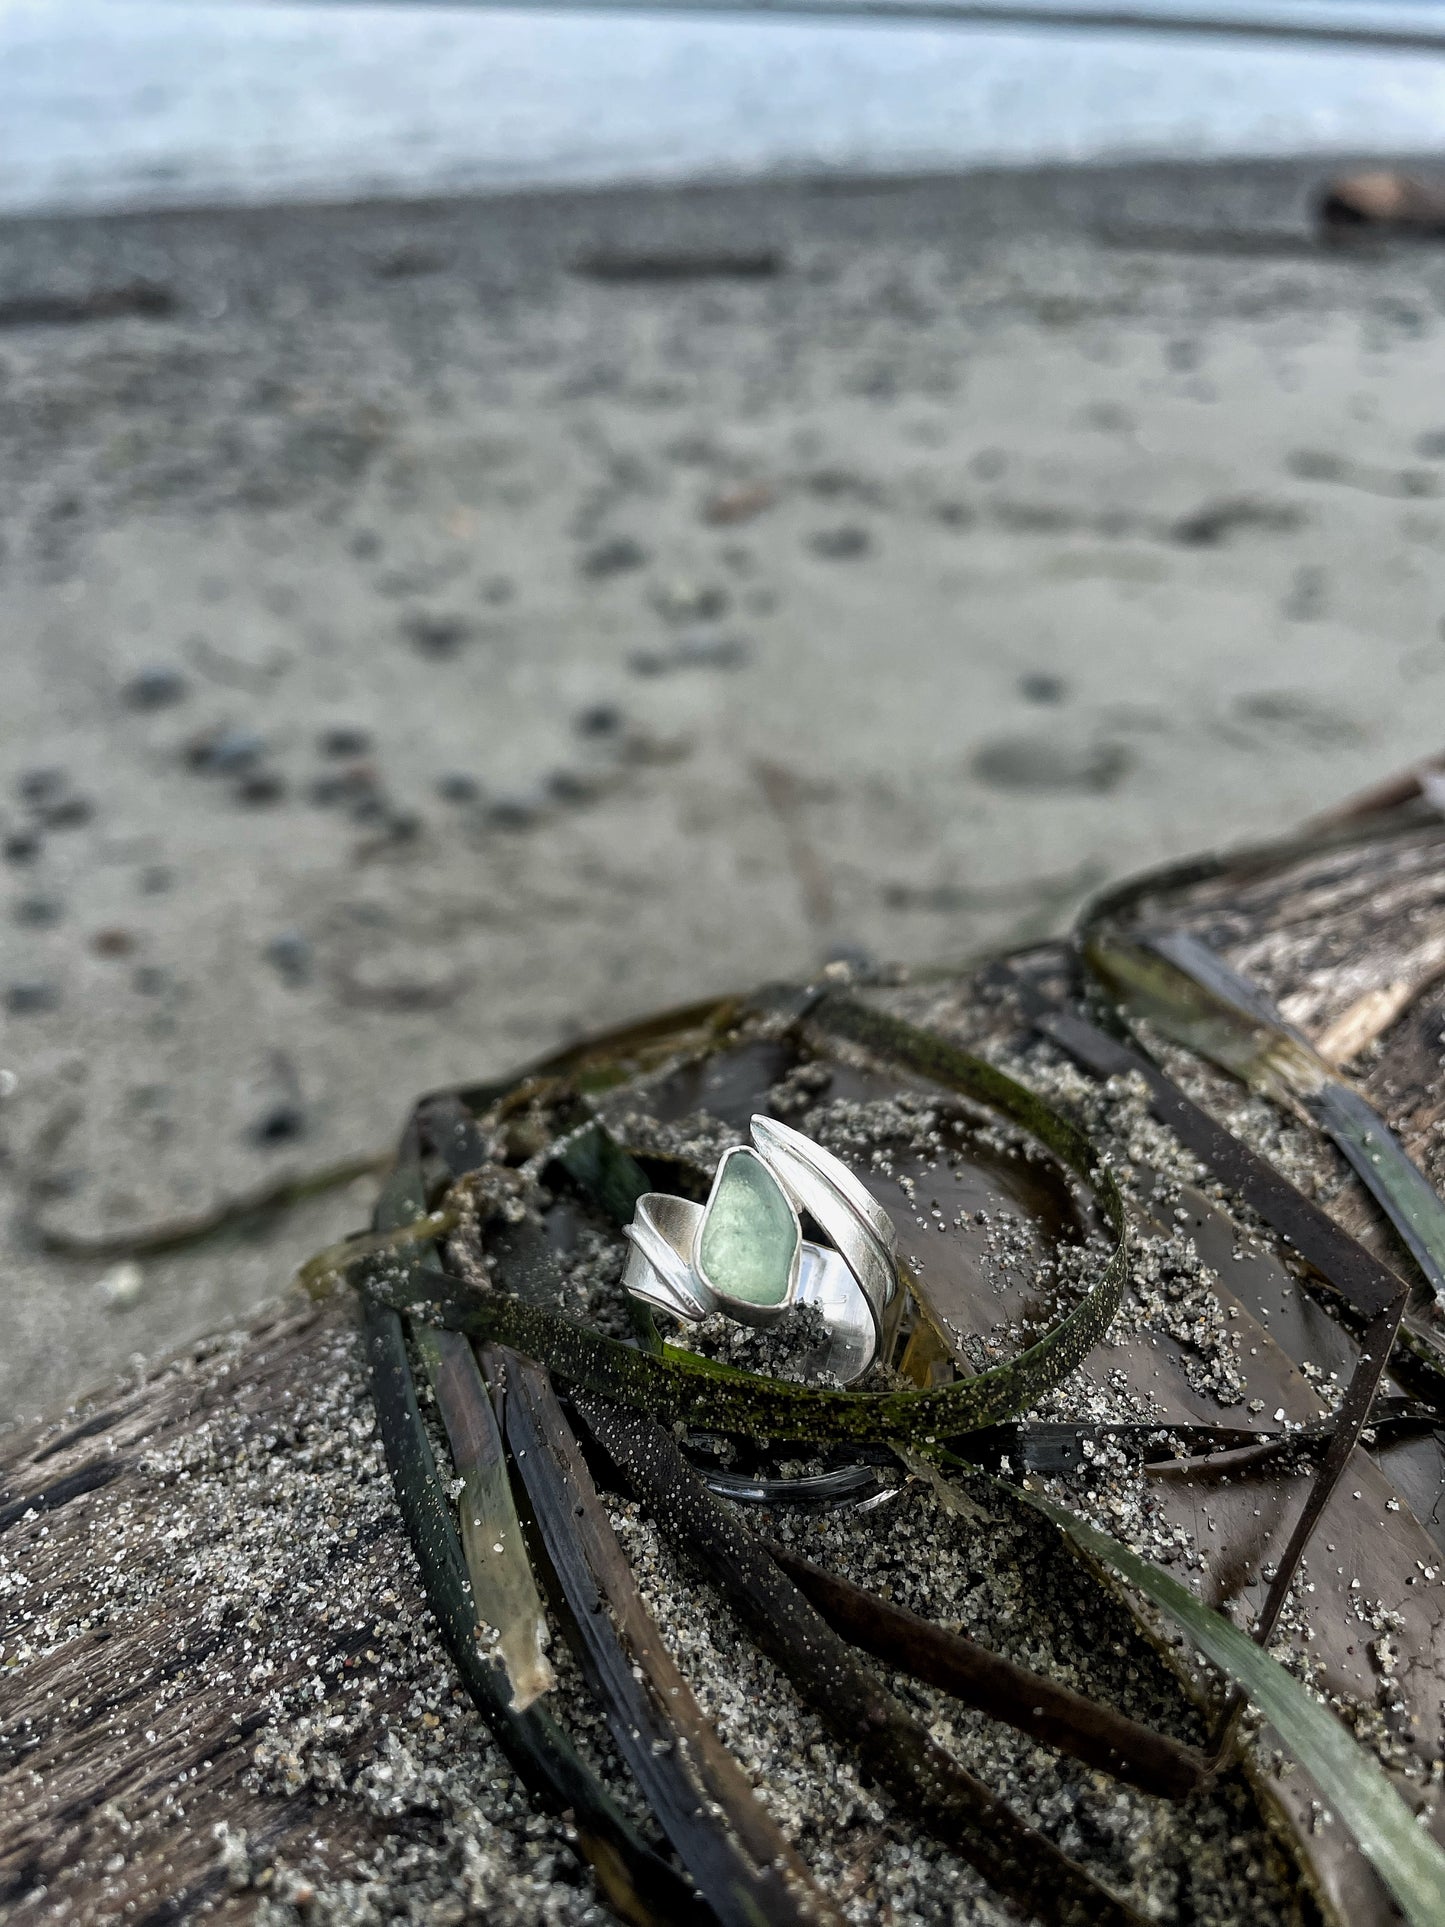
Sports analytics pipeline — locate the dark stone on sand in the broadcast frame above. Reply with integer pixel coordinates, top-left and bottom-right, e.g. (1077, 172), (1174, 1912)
(3, 831), (42, 865)
(580, 536), (647, 579)
(972, 735), (1132, 795)
(309, 764), (378, 808)
(1170, 496), (1303, 546)
(481, 575), (515, 605)
(574, 248), (782, 283)
(0, 279), (175, 329)
(235, 771), (287, 807)
(122, 666), (188, 711)
(349, 528), (381, 559)
(13, 894), (63, 927)
(250, 1102), (307, 1146)
(132, 965), (170, 996)
(487, 789), (546, 830)
(403, 612), (471, 657)
(676, 630), (751, 670)
(39, 795), (95, 830)
(547, 768), (599, 806)
(188, 725), (266, 774)
(1019, 672), (1068, 705)
(574, 702), (623, 738)
(809, 525), (872, 560)
(265, 929), (313, 985)
(91, 928), (136, 959)
(318, 725), (373, 759)
(17, 768), (67, 807)
(138, 865), (174, 895)
(435, 772), (481, 804)
(5, 980), (60, 1015)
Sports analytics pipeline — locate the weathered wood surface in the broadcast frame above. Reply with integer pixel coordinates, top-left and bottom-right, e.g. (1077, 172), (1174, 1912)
(5, 800), (1445, 1927)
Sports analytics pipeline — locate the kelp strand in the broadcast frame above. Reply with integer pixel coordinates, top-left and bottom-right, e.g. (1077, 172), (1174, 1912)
(576, 1393), (1150, 1927)
(363, 1145), (699, 1926)
(500, 1351), (836, 1927)
(768, 1540), (1210, 1799)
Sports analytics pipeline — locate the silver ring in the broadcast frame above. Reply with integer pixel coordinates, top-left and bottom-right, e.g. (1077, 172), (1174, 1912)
(622, 1114), (898, 1385)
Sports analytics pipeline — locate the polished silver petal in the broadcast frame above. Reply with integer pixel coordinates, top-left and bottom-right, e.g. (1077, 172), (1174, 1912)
(750, 1113), (897, 1259)
(749, 1113), (897, 1343)
(622, 1194), (714, 1322)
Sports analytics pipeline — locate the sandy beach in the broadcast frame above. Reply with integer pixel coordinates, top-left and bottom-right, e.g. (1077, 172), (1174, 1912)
(3, 152), (1445, 1423)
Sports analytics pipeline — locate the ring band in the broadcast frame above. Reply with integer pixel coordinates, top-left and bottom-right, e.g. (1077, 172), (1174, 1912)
(622, 1114), (898, 1385)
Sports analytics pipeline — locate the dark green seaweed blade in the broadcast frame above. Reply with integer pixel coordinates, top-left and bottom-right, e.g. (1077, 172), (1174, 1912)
(364, 1147), (700, 1926)
(766, 1540), (1209, 1799)
(1092, 924), (1445, 1306)
(498, 1350), (828, 1927)
(1034, 1498), (1445, 1927)
(575, 1393), (1151, 1927)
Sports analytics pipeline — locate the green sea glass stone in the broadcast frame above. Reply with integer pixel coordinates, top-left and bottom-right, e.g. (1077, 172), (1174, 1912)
(698, 1150), (798, 1307)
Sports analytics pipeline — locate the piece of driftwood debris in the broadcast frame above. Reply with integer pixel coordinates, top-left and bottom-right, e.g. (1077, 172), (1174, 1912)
(7, 800), (1445, 1925)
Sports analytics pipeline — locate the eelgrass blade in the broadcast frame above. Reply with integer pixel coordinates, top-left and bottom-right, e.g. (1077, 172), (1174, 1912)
(364, 1145), (700, 1927)
(415, 1325), (555, 1712)
(1034, 1497), (1445, 1927)
(1310, 1079), (1445, 1305)
(1207, 1287), (1409, 1763)
(767, 1540), (1209, 1799)
(1035, 1008), (1405, 1320)
(1087, 926), (1445, 1306)
(576, 1393), (1151, 1927)
(373, 1257), (1122, 1447)
(497, 1351), (832, 1927)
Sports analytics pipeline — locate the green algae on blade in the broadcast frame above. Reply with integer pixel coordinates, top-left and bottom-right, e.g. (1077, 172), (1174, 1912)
(416, 1326), (555, 1713)
(1034, 1498), (1445, 1927)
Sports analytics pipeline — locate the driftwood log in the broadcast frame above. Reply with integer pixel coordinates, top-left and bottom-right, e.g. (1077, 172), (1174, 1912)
(6, 789), (1445, 1927)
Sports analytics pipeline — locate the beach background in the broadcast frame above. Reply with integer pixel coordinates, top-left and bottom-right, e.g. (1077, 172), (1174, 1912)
(3, 0), (1445, 1425)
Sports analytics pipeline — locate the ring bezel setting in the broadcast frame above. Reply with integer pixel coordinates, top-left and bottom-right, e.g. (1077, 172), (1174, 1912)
(622, 1114), (898, 1385)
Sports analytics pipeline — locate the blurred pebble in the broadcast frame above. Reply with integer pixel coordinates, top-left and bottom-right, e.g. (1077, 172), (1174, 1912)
(404, 612), (471, 657)
(651, 579), (728, 621)
(138, 865), (174, 894)
(17, 768), (67, 806)
(349, 528), (381, 558)
(97, 1260), (145, 1311)
(235, 770), (287, 807)
(265, 929), (313, 984)
(676, 631), (751, 670)
(132, 964), (170, 996)
(319, 724), (373, 758)
(809, 525), (871, 560)
(5, 980), (60, 1014)
(309, 764), (378, 807)
(580, 536), (647, 578)
(481, 575), (514, 605)
(547, 768), (599, 806)
(13, 894), (63, 927)
(487, 789), (546, 830)
(575, 702), (623, 738)
(251, 1101), (307, 1146)
(91, 927), (136, 958)
(702, 480), (775, 526)
(2, 831), (41, 864)
(122, 665), (188, 710)
(38, 794), (95, 830)
(973, 735), (1131, 795)
(188, 724), (266, 774)
(435, 771), (481, 803)
(1019, 672), (1068, 705)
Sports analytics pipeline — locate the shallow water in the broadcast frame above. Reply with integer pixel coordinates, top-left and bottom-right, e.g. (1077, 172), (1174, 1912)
(3, 0), (1445, 215)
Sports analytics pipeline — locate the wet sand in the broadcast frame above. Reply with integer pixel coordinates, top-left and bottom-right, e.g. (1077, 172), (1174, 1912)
(4, 153), (1445, 1423)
